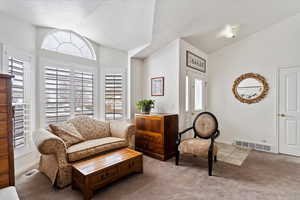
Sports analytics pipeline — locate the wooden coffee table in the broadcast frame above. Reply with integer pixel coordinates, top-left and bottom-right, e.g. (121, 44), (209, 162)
(72, 148), (143, 200)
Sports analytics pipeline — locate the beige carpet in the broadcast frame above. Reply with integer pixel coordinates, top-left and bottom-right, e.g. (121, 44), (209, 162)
(16, 151), (300, 200)
(217, 143), (251, 166)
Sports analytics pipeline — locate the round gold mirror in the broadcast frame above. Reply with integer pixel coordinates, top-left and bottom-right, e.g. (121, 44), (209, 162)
(232, 73), (269, 104)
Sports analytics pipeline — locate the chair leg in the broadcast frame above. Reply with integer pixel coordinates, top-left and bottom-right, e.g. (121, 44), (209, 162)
(208, 152), (213, 176)
(214, 155), (217, 163)
(175, 150), (179, 165)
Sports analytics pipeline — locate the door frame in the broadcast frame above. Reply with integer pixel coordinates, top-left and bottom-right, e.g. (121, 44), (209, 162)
(276, 66), (300, 155)
(182, 69), (207, 130)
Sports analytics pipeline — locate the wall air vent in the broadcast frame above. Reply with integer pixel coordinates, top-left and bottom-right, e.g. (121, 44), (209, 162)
(234, 140), (272, 152)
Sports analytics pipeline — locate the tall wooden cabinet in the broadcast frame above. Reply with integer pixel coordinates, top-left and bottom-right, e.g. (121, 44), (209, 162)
(135, 114), (178, 161)
(0, 74), (15, 188)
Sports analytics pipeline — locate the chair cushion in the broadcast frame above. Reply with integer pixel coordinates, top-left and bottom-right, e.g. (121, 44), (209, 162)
(49, 122), (85, 147)
(68, 116), (110, 140)
(178, 138), (218, 157)
(0, 186), (19, 200)
(67, 137), (128, 162)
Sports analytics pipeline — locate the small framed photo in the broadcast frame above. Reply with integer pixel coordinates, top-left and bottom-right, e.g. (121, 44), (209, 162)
(186, 50), (206, 73)
(151, 77), (164, 96)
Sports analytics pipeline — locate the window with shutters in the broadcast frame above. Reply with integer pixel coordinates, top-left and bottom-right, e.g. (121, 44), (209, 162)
(44, 66), (94, 124)
(105, 74), (123, 120)
(74, 71), (94, 117)
(8, 57), (29, 149)
(45, 67), (72, 124)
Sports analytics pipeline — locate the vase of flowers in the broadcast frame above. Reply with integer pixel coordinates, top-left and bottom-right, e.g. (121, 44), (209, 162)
(136, 99), (155, 114)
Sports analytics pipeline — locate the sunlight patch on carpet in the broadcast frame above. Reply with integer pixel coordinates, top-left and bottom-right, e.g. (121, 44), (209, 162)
(216, 142), (251, 166)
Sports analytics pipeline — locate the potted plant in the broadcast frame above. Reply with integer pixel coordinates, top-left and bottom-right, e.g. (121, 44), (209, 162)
(136, 99), (155, 114)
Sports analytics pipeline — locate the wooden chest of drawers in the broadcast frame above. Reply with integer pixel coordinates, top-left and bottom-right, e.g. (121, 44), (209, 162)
(72, 148), (143, 200)
(135, 114), (178, 161)
(0, 74), (14, 189)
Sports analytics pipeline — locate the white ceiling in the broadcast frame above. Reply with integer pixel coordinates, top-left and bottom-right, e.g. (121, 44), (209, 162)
(1, 0), (300, 56)
(0, 0), (155, 51)
(134, 0), (300, 57)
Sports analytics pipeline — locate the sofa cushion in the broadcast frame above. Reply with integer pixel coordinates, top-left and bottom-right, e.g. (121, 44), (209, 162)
(49, 122), (85, 147)
(67, 137), (128, 162)
(0, 186), (19, 200)
(68, 116), (110, 140)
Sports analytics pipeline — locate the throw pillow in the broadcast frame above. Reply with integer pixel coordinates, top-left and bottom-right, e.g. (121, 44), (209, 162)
(49, 122), (85, 147)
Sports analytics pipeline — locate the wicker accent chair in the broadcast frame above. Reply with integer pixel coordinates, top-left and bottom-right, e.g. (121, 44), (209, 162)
(175, 112), (220, 176)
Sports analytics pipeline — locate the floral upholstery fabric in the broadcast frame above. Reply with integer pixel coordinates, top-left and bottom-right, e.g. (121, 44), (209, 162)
(178, 138), (218, 157)
(33, 119), (135, 188)
(68, 116), (110, 140)
(195, 114), (217, 137)
(49, 122), (85, 147)
(67, 137), (127, 162)
(110, 120), (136, 149)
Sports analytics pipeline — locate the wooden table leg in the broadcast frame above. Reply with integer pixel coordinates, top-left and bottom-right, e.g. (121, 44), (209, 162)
(83, 188), (93, 200)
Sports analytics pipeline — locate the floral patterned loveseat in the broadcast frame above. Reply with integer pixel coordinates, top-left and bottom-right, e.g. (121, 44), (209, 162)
(33, 116), (135, 188)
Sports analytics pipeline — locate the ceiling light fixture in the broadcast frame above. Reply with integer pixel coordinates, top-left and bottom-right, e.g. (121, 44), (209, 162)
(217, 24), (240, 39)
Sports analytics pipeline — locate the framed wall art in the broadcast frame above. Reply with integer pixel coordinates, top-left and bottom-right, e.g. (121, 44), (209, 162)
(186, 50), (206, 73)
(151, 77), (164, 96)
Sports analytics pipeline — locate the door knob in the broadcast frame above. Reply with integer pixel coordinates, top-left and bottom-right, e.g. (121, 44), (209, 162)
(279, 114), (286, 117)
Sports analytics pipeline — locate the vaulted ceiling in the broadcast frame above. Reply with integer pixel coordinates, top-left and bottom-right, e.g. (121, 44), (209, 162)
(1, 0), (300, 57)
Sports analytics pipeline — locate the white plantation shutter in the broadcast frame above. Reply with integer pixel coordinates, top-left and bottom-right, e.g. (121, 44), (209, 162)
(44, 66), (94, 124)
(74, 71), (94, 117)
(45, 67), (72, 124)
(105, 74), (123, 120)
(8, 57), (29, 149)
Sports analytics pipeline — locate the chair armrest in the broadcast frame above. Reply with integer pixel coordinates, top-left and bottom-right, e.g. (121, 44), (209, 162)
(33, 129), (68, 166)
(212, 130), (220, 139)
(176, 127), (193, 145)
(110, 120), (136, 148)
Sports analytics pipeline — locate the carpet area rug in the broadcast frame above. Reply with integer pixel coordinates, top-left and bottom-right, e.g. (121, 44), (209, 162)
(16, 151), (300, 200)
(216, 142), (251, 166)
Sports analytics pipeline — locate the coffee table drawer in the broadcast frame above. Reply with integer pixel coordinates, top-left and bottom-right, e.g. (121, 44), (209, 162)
(119, 157), (142, 175)
(90, 166), (118, 185)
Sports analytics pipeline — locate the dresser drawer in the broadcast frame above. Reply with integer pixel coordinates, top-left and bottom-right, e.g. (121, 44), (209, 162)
(0, 79), (8, 91)
(0, 121), (8, 137)
(136, 117), (162, 133)
(0, 173), (9, 188)
(0, 113), (8, 121)
(0, 155), (9, 173)
(136, 132), (163, 145)
(90, 166), (118, 185)
(0, 106), (8, 113)
(0, 93), (7, 104)
(0, 138), (9, 157)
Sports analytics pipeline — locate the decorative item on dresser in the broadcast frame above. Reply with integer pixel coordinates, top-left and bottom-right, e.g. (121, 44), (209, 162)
(0, 74), (15, 188)
(135, 114), (178, 161)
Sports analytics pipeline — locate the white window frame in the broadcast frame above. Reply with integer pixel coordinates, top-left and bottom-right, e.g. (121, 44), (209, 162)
(41, 30), (96, 61)
(39, 58), (99, 126)
(1, 45), (35, 158)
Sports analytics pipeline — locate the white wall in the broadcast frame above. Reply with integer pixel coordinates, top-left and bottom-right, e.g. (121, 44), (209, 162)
(179, 39), (208, 130)
(0, 12), (35, 53)
(128, 58), (144, 118)
(208, 13), (300, 152)
(142, 39), (180, 114)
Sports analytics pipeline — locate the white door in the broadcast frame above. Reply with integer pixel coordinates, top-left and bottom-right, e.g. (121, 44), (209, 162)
(279, 67), (300, 156)
(182, 70), (207, 136)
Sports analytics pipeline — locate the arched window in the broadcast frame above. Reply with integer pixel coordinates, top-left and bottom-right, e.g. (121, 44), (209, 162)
(41, 30), (96, 60)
